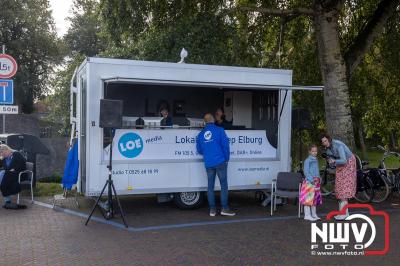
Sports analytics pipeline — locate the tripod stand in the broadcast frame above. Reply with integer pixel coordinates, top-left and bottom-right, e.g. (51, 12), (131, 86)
(85, 128), (128, 227)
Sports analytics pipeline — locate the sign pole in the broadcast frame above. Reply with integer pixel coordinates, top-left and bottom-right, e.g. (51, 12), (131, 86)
(0, 45), (18, 132)
(2, 44), (5, 134)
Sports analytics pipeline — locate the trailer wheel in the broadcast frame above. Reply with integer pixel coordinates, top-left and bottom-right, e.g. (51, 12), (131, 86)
(173, 192), (204, 209)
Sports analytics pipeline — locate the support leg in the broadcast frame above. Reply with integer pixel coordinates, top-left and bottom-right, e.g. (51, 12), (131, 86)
(85, 180), (108, 226)
(111, 182), (128, 228)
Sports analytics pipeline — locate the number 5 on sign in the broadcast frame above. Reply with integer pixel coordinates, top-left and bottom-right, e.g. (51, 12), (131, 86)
(0, 79), (13, 104)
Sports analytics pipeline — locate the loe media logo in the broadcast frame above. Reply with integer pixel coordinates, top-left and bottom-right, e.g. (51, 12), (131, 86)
(118, 133), (143, 158)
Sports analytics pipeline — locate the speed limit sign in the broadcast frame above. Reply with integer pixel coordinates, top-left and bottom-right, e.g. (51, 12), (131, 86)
(0, 54), (18, 79)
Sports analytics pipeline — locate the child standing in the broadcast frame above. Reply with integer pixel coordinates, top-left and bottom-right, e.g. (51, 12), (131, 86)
(301, 145), (322, 221)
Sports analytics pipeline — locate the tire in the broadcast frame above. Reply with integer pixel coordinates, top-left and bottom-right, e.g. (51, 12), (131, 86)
(173, 192), (205, 209)
(371, 182), (390, 203)
(354, 176), (374, 203)
(370, 170), (390, 203)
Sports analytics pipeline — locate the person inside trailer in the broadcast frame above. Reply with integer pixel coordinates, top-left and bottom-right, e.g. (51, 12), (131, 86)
(160, 107), (173, 127)
(214, 107), (231, 129)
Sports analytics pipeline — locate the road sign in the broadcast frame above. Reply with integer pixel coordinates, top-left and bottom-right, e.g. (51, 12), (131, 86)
(0, 54), (18, 78)
(0, 79), (13, 104)
(0, 105), (18, 114)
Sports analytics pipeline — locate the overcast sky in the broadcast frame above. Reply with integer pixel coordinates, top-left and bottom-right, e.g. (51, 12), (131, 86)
(49, 0), (74, 37)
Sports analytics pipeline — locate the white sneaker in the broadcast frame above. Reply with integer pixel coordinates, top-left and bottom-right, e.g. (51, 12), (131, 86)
(334, 200), (349, 220)
(334, 214), (348, 220)
(311, 206), (321, 220)
(304, 206), (317, 221)
(209, 209), (217, 217)
(221, 209), (236, 216)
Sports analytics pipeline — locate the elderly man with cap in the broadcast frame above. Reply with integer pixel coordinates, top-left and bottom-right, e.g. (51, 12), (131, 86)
(196, 113), (235, 217)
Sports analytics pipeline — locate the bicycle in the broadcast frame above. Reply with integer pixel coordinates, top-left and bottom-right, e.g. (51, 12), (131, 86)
(354, 158), (375, 203)
(368, 145), (400, 203)
(320, 153), (336, 196)
(320, 152), (374, 203)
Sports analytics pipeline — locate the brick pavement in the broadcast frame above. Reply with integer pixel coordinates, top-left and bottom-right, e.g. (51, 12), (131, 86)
(0, 195), (399, 266)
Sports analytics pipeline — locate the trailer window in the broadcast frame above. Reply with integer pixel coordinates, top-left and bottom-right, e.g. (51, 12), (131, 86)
(72, 92), (77, 118)
(102, 82), (279, 148)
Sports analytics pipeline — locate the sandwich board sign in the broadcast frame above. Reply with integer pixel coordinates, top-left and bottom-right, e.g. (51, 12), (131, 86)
(0, 79), (13, 104)
(0, 54), (18, 79)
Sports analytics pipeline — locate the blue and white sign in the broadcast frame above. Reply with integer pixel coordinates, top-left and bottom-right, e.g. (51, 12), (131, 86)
(107, 129), (277, 161)
(0, 79), (13, 105)
(118, 132), (144, 158)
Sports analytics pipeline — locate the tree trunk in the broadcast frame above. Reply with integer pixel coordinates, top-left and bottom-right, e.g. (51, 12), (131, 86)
(314, 4), (355, 149)
(357, 122), (367, 159)
(390, 131), (396, 150)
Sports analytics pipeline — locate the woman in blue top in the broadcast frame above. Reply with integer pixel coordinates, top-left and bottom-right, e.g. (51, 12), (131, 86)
(301, 145), (322, 221)
(320, 133), (357, 220)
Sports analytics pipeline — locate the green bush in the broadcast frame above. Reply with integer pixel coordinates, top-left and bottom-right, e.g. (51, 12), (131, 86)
(39, 175), (62, 183)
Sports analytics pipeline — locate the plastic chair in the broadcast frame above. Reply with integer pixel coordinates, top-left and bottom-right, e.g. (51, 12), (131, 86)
(270, 172), (303, 217)
(17, 162), (34, 204)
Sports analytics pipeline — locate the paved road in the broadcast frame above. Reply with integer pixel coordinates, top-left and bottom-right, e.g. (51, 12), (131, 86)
(0, 193), (399, 266)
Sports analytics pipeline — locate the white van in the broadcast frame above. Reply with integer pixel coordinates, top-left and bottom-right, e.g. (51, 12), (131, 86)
(71, 57), (320, 208)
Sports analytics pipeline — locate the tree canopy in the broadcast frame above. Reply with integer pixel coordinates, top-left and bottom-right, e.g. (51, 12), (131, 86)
(0, 0), (61, 113)
(48, 0), (400, 148)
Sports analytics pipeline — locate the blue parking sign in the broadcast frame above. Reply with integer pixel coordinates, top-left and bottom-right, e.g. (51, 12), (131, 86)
(0, 79), (14, 104)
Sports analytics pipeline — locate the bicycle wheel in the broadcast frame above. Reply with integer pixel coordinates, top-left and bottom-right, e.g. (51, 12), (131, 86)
(321, 169), (335, 196)
(354, 175), (374, 203)
(370, 169), (390, 203)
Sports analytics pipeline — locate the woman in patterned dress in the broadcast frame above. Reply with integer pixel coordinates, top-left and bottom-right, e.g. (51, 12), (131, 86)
(320, 133), (357, 220)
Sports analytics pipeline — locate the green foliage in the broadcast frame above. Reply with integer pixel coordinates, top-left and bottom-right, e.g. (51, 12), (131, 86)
(64, 0), (106, 57)
(99, 1), (244, 65)
(34, 182), (63, 197)
(48, 0), (105, 134)
(350, 11), (400, 148)
(339, 0), (382, 51)
(45, 54), (85, 135)
(0, 0), (62, 113)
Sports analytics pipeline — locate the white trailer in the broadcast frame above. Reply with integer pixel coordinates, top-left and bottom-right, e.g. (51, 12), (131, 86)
(71, 57), (320, 208)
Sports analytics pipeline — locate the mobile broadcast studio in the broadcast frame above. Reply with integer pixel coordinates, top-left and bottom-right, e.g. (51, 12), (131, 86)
(71, 57), (321, 209)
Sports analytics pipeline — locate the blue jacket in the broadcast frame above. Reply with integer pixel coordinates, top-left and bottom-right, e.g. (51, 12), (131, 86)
(196, 123), (230, 168)
(325, 139), (353, 165)
(303, 155), (320, 182)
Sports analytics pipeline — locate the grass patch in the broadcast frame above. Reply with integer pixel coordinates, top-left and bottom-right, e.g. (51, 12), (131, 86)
(39, 175), (62, 183)
(19, 182), (64, 197)
(356, 149), (400, 169)
(35, 183), (64, 197)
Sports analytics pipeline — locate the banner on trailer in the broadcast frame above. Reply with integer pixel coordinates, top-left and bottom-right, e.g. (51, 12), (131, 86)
(104, 129), (276, 161)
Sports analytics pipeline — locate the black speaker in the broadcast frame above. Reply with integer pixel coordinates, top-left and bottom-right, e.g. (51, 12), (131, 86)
(292, 108), (312, 130)
(99, 99), (123, 128)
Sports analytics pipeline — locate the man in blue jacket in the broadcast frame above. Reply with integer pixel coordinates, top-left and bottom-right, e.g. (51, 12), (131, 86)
(196, 113), (235, 217)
